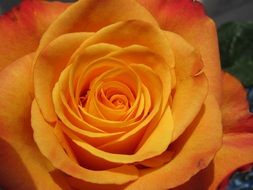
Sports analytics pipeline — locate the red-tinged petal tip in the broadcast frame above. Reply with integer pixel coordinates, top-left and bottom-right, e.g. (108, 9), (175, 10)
(0, 0), (69, 70)
(138, 0), (222, 103)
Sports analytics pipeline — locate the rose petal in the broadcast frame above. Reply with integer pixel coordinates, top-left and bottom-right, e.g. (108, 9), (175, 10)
(67, 20), (174, 71)
(66, 176), (126, 190)
(209, 133), (253, 189)
(0, 54), (70, 190)
(171, 162), (214, 190)
(221, 72), (253, 133)
(107, 45), (172, 112)
(0, 0), (68, 70)
(70, 20), (176, 88)
(138, 151), (174, 168)
(68, 103), (173, 165)
(94, 65), (170, 155)
(69, 44), (124, 119)
(34, 32), (93, 122)
(138, 0), (222, 103)
(165, 31), (203, 79)
(125, 95), (222, 190)
(31, 101), (140, 185)
(164, 30), (208, 141)
(38, 0), (159, 50)
(174, 133), (253, 190)
(172, 73), (208, 141)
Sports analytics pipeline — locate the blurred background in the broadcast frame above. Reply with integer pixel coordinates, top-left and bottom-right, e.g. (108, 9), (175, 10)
(202, 0), (253, 25)
(1, 0), (253, 25)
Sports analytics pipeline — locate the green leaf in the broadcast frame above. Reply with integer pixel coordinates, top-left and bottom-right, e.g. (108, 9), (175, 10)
(218, 22), (253, 87)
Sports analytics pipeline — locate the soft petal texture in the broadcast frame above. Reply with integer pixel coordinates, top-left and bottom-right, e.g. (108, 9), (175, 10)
(66, 176), (127, 190)
(221, 72), (253, 133)
(32, 101), (140, 185)
(0, 55), (71, 190)
(138, 0), (222, 102)
(174, 133), (253, 190)
(171, 72), (208, 141)
(138, 151), (174, 168)
(34, 32), (93, 122)
(0, 0), (69, 70)
(164, 31), (208, 141)
(125, 95), (222, 190)
(38, 0), (158, 51)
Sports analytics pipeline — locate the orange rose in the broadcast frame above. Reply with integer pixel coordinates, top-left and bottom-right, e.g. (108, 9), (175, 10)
(0, 0), (253, 190)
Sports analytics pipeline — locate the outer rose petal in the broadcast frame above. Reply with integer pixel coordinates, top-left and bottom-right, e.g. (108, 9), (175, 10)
(221, 72), (253, 133)
(0, 0), (69, 70)
(137, 0), (222, 103)
(125, 95), (222, 190)
(37, 0), (159, 52)
(174, 133), (253, 190)
(172, 74), (253, 190)
(0, 55), (71, 190)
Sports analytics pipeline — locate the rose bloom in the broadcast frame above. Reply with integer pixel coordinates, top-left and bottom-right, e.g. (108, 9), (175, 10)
(0, 0), (253, 190)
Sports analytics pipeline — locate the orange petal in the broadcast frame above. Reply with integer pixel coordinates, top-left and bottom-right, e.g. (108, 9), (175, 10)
(170, 162), (214, 190)
(31, 101), (139, 185)
(68, 105), (172, 165)
(38, 0), (158, 50)
(174, 133), (253, 190)
(107, 45), (172, 112)
(66, 176), (127, 190)
(221, 72), (253, 133)
(0, 54), (70, 190)
(0, 0), (69, 70)
(34, 32), (92, 122)
(138, 151), (174, 168)
(208, 133), (253, 190)
(70, 20), (176, 89)
(138, 0), (222, 103)
(71, 20), (174, 69)
(125, 95), (222, 190)
(165, 31), (203, 79)
(172, 73), (208, 141)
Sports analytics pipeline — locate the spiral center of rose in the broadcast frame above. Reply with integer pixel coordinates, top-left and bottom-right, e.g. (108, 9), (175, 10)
(79, 83), (133, 110)
(102, 91), (129, 109)
(51, 40), (169, 161)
